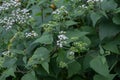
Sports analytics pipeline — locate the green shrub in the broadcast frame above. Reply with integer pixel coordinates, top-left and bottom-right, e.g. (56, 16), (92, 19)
(0, 0), (120, 80)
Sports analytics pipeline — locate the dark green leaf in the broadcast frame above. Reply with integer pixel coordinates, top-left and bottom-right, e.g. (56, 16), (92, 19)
(113, 14), (120, 25)
(21, 71), (37, 80)
(3, 57), (17, 68)
(103, 40), (119, 54)
(65, 20), (77, 27)
(90, 56), (109, 77)
(99, 22), (120, 40)
(90, 12), (102, 27)
(94, 74), (116, 80)
(68, 61), (81, 77)
(34, 33), (53, 44)
(66, 29), (89, 39)
(101, 0), (117, 11)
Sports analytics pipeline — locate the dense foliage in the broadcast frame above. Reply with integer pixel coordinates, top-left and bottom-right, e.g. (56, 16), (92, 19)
(0, 0), (120, 80)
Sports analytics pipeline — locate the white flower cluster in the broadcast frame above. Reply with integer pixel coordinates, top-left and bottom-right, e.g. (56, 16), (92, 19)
(2, 51), (10, 56)
(25, 31), (38, 38)
(57, 31), (68, 47)
(78, 0), (103, 9)
(0, 0), (31, 30)
(52, 6), (68, 20)
(0, 0), (21, 12)
(0, 17), (14, 30)
(87, 0), (103, 3)
(79, 4), (88, 9)
(67, 51), (75, 60)
(11, 8), (31, 24)
(52, 6), (68, 15)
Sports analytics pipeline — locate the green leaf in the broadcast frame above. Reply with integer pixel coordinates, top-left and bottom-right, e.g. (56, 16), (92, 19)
(3, 57), (17, 68)
(112, 14), (120, 25)
(34, 33), (53, 44)
(10, 49), (24, 54)
(90, 56), (109, 77)
(103, 40), (119, 54)
(72, 75), (82, 80)
(4, 67), (16, 77)
(80, 36), (91, 45)
(33, 47), (50, 61)
(99, 22), (120, 40)
(66, 29), (89, 39)
(21, 71), (37, 80)
(94, 74), (116, 80)
(83, 52), (98, 70)
(101, 0), (117, 11)
(0, 67), (16, 80)
(68, 61), (81, 77)
(65, 20), (77, 27)
(41, 62), (49, 73)
(99, 45), (104, 55)
(27, 47), (50, 73)
(90, 12), (102, 27)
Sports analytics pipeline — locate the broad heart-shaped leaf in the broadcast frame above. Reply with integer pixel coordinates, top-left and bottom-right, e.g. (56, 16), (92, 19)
(34, 32), (53, 44)
(99, 22), (120, 40)
(103, 40), (119, 54)
(94, 74), (116, 80)
(66, 29), (89, 39)
(101, 0), (117, 11)
(90, 12), (102, 27)
(90, 56), (109, 77)
(21, 71), (37, 80)
(68, 61), (81, 78)
(32, 47), (50, 61)
(27, 47), (50, 73)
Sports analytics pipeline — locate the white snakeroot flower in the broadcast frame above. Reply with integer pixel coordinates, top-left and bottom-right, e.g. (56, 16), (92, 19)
(0, 0), (32, 30)
(87, 0), (103, 3)
(67, 51), (75, 60)
(52, 9), (61, 15)
(69, 51), (75, 55)
(58, 34), (68, 40)
(0, 0), (21, 12)
(79, 4), (88, 9)
(25, 31), (38, 38)
(59, 31), (66, 34)
(2, 51), (10, 56)
(52, 6), (68, 15)
(57, 31), (68, 48)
